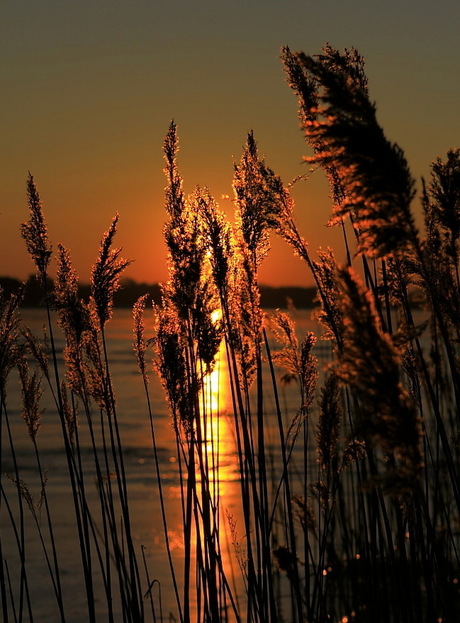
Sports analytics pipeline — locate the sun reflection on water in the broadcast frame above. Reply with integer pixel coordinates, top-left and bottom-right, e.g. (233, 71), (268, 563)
(195, 315), (245, 620)
(200, 322), (236, 485)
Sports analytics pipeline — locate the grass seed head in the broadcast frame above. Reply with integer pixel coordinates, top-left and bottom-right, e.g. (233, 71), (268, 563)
(90, 214), (132, 330)
(0, 286), (24, 391)
(21, 174), (52, 281)
(18, 359), (43, 442)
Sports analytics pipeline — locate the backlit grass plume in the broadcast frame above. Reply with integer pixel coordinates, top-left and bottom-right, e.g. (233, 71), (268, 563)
(270, 310), (318, 411)
(160, 125), (221, 372)
(233, 131), (284, 272)
(421, 149), (460, 329)
(0, 285), (24, 395)
(270, 309), (303, 381)
(18, 359), (43, 442)
(312, 247), (344, 348)
(152, 304), (191, 430)
(316, 373), (342, 474)
(428, 148), (460, 255)
(197, 188), (234, 303)
(133, 293), (150, 384)
(231, 132), (286, 386)
(90, 214), (131, 330)
(335, 266), (422, 485)
(282, 45), (419, 259)
(21, 173), (52, 282)
(163, 120), (185, 220)
(55, 243), (89, 342)
(55, 244), (98, 401)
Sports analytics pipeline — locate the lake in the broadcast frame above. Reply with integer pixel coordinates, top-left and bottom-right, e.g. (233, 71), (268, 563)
(1, 306), (327, 623)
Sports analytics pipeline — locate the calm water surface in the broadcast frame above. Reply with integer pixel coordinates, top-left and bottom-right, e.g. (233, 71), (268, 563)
(1, 307), (329, 622)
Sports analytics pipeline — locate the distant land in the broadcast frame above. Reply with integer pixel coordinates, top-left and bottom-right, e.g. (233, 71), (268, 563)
(0, 276), (317, 310)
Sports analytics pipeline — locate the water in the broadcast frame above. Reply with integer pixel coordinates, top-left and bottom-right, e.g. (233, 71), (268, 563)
(1, 307), (323, 622)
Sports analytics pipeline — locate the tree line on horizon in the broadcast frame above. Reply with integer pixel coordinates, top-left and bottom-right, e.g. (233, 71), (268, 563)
(0, 275), (318, 309)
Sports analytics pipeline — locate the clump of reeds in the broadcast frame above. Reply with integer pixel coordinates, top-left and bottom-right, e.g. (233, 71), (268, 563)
(1, 42), (459, 623)
(276, 43), (460, 622)
(0, 175), (154, 623)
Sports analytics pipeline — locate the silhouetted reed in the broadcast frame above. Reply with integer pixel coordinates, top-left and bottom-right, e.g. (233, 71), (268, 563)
(1, 43), (459, 623)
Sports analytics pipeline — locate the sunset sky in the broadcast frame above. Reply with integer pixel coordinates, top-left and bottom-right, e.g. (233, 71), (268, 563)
(2, 1), (459, 287)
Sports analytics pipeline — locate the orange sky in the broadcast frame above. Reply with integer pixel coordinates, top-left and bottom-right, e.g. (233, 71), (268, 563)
(2, 1), (459, 287)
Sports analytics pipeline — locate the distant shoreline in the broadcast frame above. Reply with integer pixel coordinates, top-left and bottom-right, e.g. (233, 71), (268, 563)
(0, 276), (317, 310)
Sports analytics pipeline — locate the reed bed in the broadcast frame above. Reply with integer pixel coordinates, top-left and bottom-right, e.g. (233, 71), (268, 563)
(1, 44), (459, 622)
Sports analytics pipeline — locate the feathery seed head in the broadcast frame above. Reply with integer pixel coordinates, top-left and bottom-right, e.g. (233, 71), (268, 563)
(55, 244), (90, 342)
(233, 132), (289, 272)
(0, 286), (24, 392)
(313, 248), (344, 346)
(78, 326), (107, 409)
(133, 294), (150, 383)
(198, 189), (234, 296)
(270, 311), (318, 407)
(282, 46), (419, 258)
(228, 267), (262, 389)
(90, 214), (132, 330)
(164, 203), (207, 319)
(429, 148), (460, 241)
(270, 310), (301, 376)
(299, 331), (318, 410)
(21, 174), (52, 281)
(163, 121), (185, 219)
(18, 359), (43, 442)
(21, 327), (50, 381)
(336, 267), (422, 484)
(339, 440), (366, 473)
(317, 373), (342, 471)
(153, 303), (192, 432)
(61, 381), (78, 448)
(192, 283), (222, 372)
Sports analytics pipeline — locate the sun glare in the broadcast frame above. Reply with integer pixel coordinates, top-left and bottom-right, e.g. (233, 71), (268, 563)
(200, 310), (235, 483)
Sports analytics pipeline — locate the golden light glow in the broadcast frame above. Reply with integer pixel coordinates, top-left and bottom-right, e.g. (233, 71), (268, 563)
(200, 312), (236, 486)
(189, 316), (245, 621)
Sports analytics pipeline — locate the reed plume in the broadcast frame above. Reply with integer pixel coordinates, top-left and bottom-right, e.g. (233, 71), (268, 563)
(231, 132), (284, 388)
(54, 244), (94, 398)
(164, 120), (185, 220)
(428, 148), (460, 254)
(17, 359), (43, 442)
(0, 286), (24, 394)
(282, 44), (419, 260)
(60, 380), (78, 448)
(90, 214), (131, 330)
(316, 373), (341, 473)
(312, 248), (344, 348)
(162, 128), (222, 367)
(21, 326), (50, 382)
(197, 188), (234, 305)
(233, 131), (284, 271)
(55, 243), (89, 341)
(270, 310), (318, 415)
(335, 266), (422, 486)
(270, 309), (303, 380)
(21, 173), (52, 282)
(153, 302), (192, 431)
(420, 149), (460, 328)
(133, 293), (150, 385)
